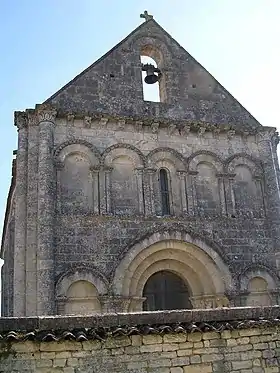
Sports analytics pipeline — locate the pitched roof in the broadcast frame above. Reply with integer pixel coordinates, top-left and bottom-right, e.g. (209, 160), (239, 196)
(44, 18), (260, 130)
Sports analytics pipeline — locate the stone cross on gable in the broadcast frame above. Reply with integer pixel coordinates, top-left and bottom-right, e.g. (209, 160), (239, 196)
(140, 10), (153, 22)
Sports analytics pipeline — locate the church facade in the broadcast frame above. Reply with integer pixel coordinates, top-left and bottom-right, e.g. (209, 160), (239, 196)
(1, 13), (280, 316)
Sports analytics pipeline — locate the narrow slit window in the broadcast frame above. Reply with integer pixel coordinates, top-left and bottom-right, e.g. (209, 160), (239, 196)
(159, 169), (170, 215)
(141, 56), (160, 102)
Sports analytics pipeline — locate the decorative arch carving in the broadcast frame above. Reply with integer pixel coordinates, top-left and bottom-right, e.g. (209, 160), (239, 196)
(146, 147), (186, 170)
(130, 35), (174, 68)
(225, 153), (263, 177)
(187, 151), (223, 173)
(111, 229), (233, 311)
(101, 143), (145, 167)
(55, 266), (109, 297)
(54, 139), (101, 165)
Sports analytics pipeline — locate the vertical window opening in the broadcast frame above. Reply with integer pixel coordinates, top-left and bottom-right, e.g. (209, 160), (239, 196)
(141, 56), (160, 102)
(159, 168), (170, 215)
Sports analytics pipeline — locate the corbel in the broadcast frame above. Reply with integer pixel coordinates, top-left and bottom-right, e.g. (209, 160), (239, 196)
(84, 115), (92, 128)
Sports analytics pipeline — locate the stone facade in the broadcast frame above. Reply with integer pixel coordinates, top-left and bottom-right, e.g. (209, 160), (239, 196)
(0, 307), (280, 372)
(1, 14), (280, 316)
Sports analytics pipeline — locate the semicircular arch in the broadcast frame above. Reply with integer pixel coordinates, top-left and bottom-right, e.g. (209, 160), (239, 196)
(112, 231), (233, 300)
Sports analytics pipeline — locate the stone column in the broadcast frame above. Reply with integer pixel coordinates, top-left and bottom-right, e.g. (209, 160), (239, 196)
(25, 110), (40, 316)
(104, 167), (113, 213)
(36, 104), (57, 315)
(254, 176), (265, 218)
(144, 168), (156, 216)
(223, 174), (236, 217)
(13, 111), (28, 316)
(187, 171), (198, 216)
(55, 161), (64, 214)
(257, 130), (280, 219)
(177, 170), (188, 214)
(135, 167), (145, 214)
(216, 173), (227, 216)
(90, 166), (100, 214)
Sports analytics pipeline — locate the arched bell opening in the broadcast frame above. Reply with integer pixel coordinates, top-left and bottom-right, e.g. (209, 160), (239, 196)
(142, 270), (192, 311)
(141, 56), (160, 102)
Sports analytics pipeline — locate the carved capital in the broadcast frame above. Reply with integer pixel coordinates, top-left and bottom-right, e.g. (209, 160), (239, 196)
(188, 170), (198, 176)
(176, 170), (187, 179)
(55, 161), (64, 170)
(216, 172), (236, 178)
(14, 111), (27, 130)
(36, 104), (57, 124)
(89, 166), (100, 173)
(145, 167), (157, 174)
(103, 166), (113, 173)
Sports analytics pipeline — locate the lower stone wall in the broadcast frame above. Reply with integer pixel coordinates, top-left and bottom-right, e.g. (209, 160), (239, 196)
(1, 307), (280, 372)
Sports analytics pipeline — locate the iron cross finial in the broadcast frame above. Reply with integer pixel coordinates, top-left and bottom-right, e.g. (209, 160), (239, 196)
(140, 10), (153, 22)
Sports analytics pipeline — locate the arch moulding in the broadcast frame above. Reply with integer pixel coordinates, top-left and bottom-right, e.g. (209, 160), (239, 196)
(112, 231), (234, 310)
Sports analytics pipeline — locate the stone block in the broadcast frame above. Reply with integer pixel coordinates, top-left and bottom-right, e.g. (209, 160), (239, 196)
(66, 357), (78, 367)
(203, 332), (220, 340)
(104, 336), (131, 348)
(149, 358), (171, 367)
(53, 358), (67, 367)
(187, 333), (202, 342)
(201, 354), (224, 362)
(171, 356), (190, 366)
(232, 360), (253, 370)
(177, 349), (193, 356)
(142, 334), (163, 345)
(239, 328), (262, 337)
(140, 344), (162, 353)
(163, 343), (179, 351)
(163, 333), (187, 343)
(131, 335), (142, 346)
(183, 363), (212, 373)
(36, 359), (53, 367)
(190, 355), (201, 364)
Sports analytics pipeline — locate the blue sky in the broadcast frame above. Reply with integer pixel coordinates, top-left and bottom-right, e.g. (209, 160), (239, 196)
(0, 0), (280, 262)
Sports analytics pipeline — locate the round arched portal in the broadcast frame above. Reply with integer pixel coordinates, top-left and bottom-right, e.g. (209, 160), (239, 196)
(112, 231), (233, 311)
(143, 270), (192, 311)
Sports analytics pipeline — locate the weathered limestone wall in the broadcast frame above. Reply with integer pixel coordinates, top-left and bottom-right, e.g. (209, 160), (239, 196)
(0, 307), (280, 372)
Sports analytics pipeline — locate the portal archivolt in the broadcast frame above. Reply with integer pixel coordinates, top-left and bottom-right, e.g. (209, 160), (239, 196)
(112, 232), (233, 311)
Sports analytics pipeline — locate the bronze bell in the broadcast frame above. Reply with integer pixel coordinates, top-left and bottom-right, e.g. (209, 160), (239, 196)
(142, 63), (161, 84)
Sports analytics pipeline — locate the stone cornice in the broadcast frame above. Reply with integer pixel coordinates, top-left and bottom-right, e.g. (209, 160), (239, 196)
(16, 106), (279, 142)
(52, 110), (276, 137)
(0, 307), (280, 342)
